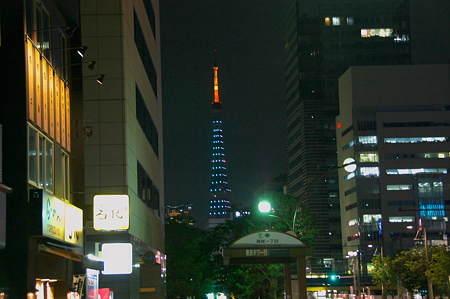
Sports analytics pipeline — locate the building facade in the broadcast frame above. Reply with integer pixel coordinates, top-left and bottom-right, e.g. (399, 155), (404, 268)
(209, 60), (232, 228)
(80, 0), (165, 298)
(283, 0), (411, 274)
(0, 0), (87, 297)
(336, 64), (450, 277)
(0, 0), (165, 298)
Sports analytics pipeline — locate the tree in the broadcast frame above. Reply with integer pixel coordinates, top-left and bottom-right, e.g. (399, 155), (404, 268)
(165, 217), (211, 299)
(371, 255), (400, 299)
(165, 194), (318, 299)
(257, 193), (318, 245)
(428, 246), (450, 297)
(395, 248), (428, 295)
(206, 194), (318, 299)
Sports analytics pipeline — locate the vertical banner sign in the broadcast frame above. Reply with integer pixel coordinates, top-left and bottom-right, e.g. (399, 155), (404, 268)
(55, 74), (61, 143)
(42, 59), (49, 133)
(27, 41), (35, 122)
(71, 274), (86, 297)
(49, 65), (55, 139)
(61, 81), (66, 148)
(86, 268), (99, 299)
(65, 203), (83, 246)
(66, 87), (71, 151)
(34, 47), (42, 128)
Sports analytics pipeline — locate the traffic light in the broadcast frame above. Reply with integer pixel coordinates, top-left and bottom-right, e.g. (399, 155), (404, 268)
(330, 274), (338, 281)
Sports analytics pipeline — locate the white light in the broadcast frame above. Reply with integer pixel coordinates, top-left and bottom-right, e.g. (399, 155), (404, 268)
(343, 158), (357, 172)
(87, 254), (103, 262)
(258, 201), (271, 213)
(102, 243), (133, 275)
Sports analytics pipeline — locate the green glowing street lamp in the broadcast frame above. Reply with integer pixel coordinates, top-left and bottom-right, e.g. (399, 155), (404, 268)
(258, 201), (271, 213)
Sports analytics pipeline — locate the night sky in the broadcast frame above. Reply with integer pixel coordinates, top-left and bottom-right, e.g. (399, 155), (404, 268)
(160, 1), (292, 227)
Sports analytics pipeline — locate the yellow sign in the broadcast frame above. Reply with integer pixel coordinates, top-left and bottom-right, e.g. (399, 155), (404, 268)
(40, 190), (83, 246)
(65, 203), (83, 246)
(93, 195), (130, 231)
(42, 192), (65, 240)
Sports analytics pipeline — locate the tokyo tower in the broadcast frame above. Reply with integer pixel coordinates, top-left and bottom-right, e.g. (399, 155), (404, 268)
(208, 54), (232, 228)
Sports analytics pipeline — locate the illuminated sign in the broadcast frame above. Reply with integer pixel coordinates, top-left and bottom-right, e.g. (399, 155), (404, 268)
(93, 195), (129, 231)
(26, 40), (71, 150)
(31, 189), (83, 246)
(42, 193), (65, 240)
(65, 203), (83, 246)
(102, 243), (133, 274)
(86, 268), (99, 299)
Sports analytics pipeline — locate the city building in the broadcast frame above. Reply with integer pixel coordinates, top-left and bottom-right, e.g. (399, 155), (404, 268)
(0, 0), (87, 297)
(165, 203), (194, 225)
(336, 63), (450, 279)
(209, 59), (232, 228)
(283, 0), (450, 274)
(80, 0), (165, 298)
(0, 0), (165, 298)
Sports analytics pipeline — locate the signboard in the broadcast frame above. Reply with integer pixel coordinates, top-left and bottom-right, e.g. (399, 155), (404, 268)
(98, 288), (114, 299)
(229, 231), (307, 248)
(86, 268), (99, 299)
(102, 243), (133, 274)
(71, 274), (86, 298)
(43, 193), (65, 240)
(30, 189), (83, 246)
(222, 231), (312, 265)
(65, 203), (83, 245)
(93, 195), (129, 230)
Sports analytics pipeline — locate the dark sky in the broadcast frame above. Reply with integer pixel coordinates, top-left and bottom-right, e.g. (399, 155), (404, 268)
(160, 1), (293, 228)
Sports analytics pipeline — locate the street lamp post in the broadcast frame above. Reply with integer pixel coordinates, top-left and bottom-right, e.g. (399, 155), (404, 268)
(258, 159), (358, 299)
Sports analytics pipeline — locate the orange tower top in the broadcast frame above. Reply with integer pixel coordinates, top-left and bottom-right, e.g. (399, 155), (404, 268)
(212, 50), (221, 105)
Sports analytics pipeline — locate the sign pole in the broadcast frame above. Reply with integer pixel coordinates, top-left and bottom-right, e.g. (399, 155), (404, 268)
(297, 257), (307, 299)
(284, 262), (292, 299)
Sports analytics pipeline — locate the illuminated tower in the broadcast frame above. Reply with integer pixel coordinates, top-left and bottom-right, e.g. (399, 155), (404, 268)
(209, 56), (232, 228)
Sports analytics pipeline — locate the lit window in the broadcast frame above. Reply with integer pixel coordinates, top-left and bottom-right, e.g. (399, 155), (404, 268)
(347, 219), (358, 226)
(62, 151), (70, 200)
(387, 185), (412, 191)
(387, 168), (447, 175)
(28, 125), (53, 192)
(389, 216), (414, 223)
(359, 152), (379, 162)
(344, 172), (355, 181)
(384, 137), (446, 143)
(346, 17), (354, 25)
(360, 167), (379, 177)
(361, 28), (393, 37)
(324, 17), (331, 26)
(362, 214), (381, 224)
(332, 17), (340, 26)
(28, 126), (38, 185)
(359, 136), (377, 145)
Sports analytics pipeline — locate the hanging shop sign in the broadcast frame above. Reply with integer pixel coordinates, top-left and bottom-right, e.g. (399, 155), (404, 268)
(93, 195), (129, 231)
(30, 189), (83, 246)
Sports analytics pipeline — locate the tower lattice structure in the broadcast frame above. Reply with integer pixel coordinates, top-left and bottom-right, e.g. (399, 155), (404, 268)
(209, 57), (231, 227)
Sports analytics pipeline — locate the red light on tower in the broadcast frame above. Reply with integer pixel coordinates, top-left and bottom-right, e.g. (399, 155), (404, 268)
(337, 122), (342, 128)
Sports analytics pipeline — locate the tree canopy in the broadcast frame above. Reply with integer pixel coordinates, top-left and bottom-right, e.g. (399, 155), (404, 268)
(165, 193), (318, 299)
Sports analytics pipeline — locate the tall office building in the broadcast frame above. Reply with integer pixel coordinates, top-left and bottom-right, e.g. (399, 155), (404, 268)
(284, 0), (411, 274)
(209, 60), (232, 228)
(336, 63), (450, 278)
(80, 0), (165, 297)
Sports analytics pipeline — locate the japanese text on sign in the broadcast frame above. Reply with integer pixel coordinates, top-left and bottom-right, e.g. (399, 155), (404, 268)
(246, 249), (269, 256)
